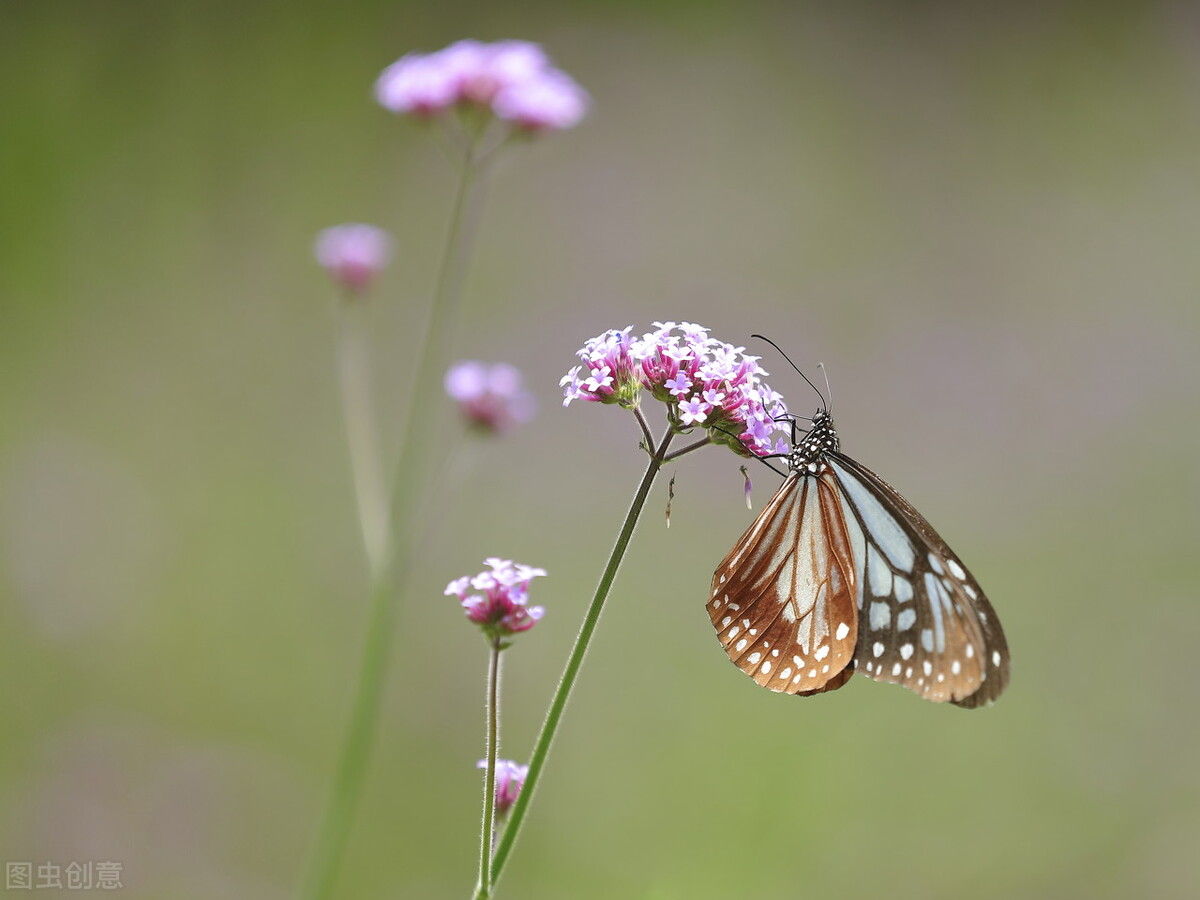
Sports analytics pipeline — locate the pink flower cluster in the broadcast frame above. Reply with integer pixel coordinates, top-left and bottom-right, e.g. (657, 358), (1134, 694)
(476, 758), (528, 818)
(560, 322), (791, 457)
(375, 40), (588, 132)
(445, 361), (536, 435)
(314, 224), (393, 295)
(445, 558), (546, 639)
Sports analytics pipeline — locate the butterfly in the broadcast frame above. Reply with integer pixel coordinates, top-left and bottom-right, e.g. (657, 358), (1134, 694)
(708, 358), (1009, 708)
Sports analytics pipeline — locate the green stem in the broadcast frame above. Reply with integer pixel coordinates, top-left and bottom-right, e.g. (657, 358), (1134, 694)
(476, 638), (503, 899)
(485, 425), (677, 891)
(302, 136), (487, 900)
(389, 139), (481, 536)
(300, 573), (397, 900)
(335, 298), (390, 579)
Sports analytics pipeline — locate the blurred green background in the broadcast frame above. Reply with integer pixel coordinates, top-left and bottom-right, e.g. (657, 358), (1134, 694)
(3, 2), (1198, 898)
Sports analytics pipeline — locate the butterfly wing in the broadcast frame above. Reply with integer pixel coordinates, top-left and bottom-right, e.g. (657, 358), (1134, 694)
(709, 472), (860, 695)
(827, 453), (1010, 708)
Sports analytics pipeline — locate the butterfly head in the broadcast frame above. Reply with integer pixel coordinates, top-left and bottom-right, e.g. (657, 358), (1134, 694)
(787, 408), (840, 475)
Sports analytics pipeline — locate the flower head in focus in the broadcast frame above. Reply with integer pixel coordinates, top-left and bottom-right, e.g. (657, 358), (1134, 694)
(561, 322), (791, 458)
(445, 361), (536, 435)
(375, 39), (588, 133)
(445, 558), (546, 641)
(476, 758), (528, 818)
(314, 224), (393, 296)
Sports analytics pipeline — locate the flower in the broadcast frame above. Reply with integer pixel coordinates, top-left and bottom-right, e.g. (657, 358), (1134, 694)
(561, 323), (791, 458)
(476, 758), (528, 817)
(445, 361), (536, 435)
(492, 70), (589, 132)
(375, 39), (588, 133)
(314, 224), (393, 296)
(445, 558), (546, 640)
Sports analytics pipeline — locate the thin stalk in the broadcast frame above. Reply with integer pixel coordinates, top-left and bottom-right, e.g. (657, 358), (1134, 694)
(632, 406), (655, 452)
(300, 573), (397, 900)
(485, 425), (677, 892)
(303, 136), (488, 900)
(476, 638), (503, 899)
(389, 138), (481, 523)
(335, 298), (390, 579)
(662, 435), (714, 462)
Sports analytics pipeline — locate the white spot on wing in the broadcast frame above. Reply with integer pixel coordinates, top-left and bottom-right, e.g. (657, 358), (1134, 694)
(835, 622), (850, 641)
(869, 601), (891, 630)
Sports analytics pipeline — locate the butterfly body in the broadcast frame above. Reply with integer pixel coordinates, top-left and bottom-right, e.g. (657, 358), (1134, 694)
(710, 409), (1009, 708)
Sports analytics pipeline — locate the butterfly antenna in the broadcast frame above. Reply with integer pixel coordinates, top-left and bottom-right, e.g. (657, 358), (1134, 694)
(817, 362), (833, 412)
(751, 333), (827, 412)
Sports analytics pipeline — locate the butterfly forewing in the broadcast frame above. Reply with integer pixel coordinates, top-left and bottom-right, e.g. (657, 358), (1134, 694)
(827, 453), (1010, 707)
(709, 471), (859, 695)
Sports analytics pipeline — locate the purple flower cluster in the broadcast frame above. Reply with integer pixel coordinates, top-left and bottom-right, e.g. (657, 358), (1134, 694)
(476, 758), (528, 818)
(314, 224), (393, 296)
(445, 558), (546, 639)
(445, 361), (536, 435)
(375, 40), (588, 132)
(560, 322), (791, 457)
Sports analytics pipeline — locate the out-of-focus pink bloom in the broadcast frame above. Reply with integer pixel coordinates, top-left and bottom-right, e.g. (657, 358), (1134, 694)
(445, 361), (536, 435)
(492, 71), (589, 132)
(314, 224), (392, 295)
(445, 558), (546, 640)
(476, 758), (528, 817)
(561, 322), (791, 458)
(375, 39), (588, 133)
(374, 52), (460, 117)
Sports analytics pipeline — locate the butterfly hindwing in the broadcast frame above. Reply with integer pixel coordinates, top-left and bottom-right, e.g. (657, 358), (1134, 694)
(827, 453), (1010, 707)
(709, 472), (859, 695)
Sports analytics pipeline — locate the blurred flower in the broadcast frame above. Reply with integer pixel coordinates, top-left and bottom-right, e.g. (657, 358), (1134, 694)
(445, 558), (546, 640)
(561, 322), (791, 457)
(476, 758), (528, 818)
(375, 39), (588, 132)
(492, 70), (589, 132)
(314, 224), (392, 296)
(445, 361), (536, 435)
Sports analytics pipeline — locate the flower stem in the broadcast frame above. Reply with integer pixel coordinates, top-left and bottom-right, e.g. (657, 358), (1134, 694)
(476, 638), (503, 898)
(661, 434), (714, 462)
(390, 138), (482, 536)
(485, 425), (677, 891)
(302, 137), (487, 900)
(335, 298), (390, 579)
(300, 574), (396, 900)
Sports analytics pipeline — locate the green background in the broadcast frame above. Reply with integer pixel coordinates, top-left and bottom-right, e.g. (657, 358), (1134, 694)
(2, 2), (1198, 897)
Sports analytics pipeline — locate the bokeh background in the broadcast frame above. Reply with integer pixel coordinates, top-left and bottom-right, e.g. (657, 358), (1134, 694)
(3, 2), (1199, 898)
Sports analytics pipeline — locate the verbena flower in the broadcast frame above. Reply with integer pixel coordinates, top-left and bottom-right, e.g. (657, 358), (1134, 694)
(445, 361), (536, 435)
(314, 224), (392, 296)
(561, 322), (791, 457)
(445, 558), (546, 640)
(476, 758), (528, 818)
(375, 39), (588, 132)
